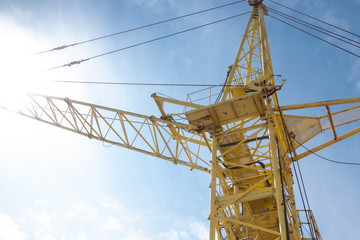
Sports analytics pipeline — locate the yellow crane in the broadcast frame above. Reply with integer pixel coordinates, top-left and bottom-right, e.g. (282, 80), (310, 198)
(2, 1), (360, 239)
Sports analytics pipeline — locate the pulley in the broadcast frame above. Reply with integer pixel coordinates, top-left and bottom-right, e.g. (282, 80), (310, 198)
(248, 0), (264, 6)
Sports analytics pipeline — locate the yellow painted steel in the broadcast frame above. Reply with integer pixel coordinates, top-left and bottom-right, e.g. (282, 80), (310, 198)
(2, 1), (360, 240)
(11, 94), (212, 172)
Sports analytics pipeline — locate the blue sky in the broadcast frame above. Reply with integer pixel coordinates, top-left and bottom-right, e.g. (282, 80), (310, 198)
(0, 0), (359, 239)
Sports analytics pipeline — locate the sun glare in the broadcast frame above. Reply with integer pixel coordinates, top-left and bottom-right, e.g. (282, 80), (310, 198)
(0, 17), (89, 110)
(0, 22), (49, 109)
(0, 16), (93, 150)
(0, 27), (36, 109)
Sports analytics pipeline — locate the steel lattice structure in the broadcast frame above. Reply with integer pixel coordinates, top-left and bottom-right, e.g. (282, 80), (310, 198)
(1, 1), (360, 239)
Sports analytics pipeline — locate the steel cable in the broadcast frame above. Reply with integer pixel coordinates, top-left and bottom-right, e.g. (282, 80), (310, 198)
(47, 11), (251, 70)
(268, 0), (360, 39)
(294, 138), (360, 165)
(268, 15), (360, 58)
(268, 8), (360, 49)
(35, 0), (247, 55)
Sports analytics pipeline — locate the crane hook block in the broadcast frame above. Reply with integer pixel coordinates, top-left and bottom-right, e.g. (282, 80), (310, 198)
(248, 0), (264, 6)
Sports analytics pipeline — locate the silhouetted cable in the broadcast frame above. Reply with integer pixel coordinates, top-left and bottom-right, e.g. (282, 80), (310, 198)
(294, 138), (360, 165)
(268, 8), (360, 49)
(269, 0), (360, 39)
(276, 101), (316, 238)
(35, 0), (247, 55)
(269, 15), (360, 58)
(47, 11), (251, 70)
(52, 80), (230, 87)
(295, 160), (316, 235)
(292, 160), (316, 238)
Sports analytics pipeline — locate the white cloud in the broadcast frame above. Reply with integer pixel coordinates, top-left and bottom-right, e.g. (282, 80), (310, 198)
(98, 196), (125, 212)
(0, 214), (27, 240)
(36, 213), (52, 228)
(102, 217), (123, 231)
(159, 229), (190, 240)
(157, 218), (208, 240)
(35, 200), (48, 208)
(98, 196), (143, 224)
(21, 200), (102, 239)
(124, 230), (152, 240)
(76, 237), (93, 240)
(120, 214), (143, 223)
(34, 231), (56, 240)
(190, 221), (208, 240)
(11, 196), (155, 240)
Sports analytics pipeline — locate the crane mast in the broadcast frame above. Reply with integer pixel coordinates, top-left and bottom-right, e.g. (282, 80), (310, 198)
(202, 2), (358, 239)
(2, 0), (360, 239)
(204, 2), (301, 239)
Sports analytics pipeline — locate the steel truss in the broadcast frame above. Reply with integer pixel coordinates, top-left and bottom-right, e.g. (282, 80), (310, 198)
(1, 2), (359, 240)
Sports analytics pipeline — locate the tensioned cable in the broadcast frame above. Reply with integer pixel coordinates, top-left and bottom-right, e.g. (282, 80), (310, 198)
(51, 80), (234, 87)
(292, 161), (316, 238)
(276, 140), (290, 240)
(268, 8), (360, 49)
(268, 7), (360, 46)
(48, 11), (251, 70)
(51, 72), (265, 86)
(294, 160), (318, 238)
(292, 138), (351, 239)
(35, 0), (247, 55)
(268, 15), (360, 58)
(278, 137), (314, 238)
(268, 0), (360, 39)
(294, 138), (360, 165)
(276, 101), (315, 238)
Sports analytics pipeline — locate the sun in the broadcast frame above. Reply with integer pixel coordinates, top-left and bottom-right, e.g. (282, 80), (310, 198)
(0, 19), (48, 109)
(0, 16), (91, 112)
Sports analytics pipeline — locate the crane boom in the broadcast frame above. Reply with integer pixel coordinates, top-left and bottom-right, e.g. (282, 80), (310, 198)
(6, 93), (211, 173)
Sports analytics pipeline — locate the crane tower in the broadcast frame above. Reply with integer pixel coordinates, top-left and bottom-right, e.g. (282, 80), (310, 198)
(2, 0), (360, 239)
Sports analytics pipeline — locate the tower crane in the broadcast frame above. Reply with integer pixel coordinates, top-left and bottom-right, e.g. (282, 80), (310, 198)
(2, 0), (360, 239)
